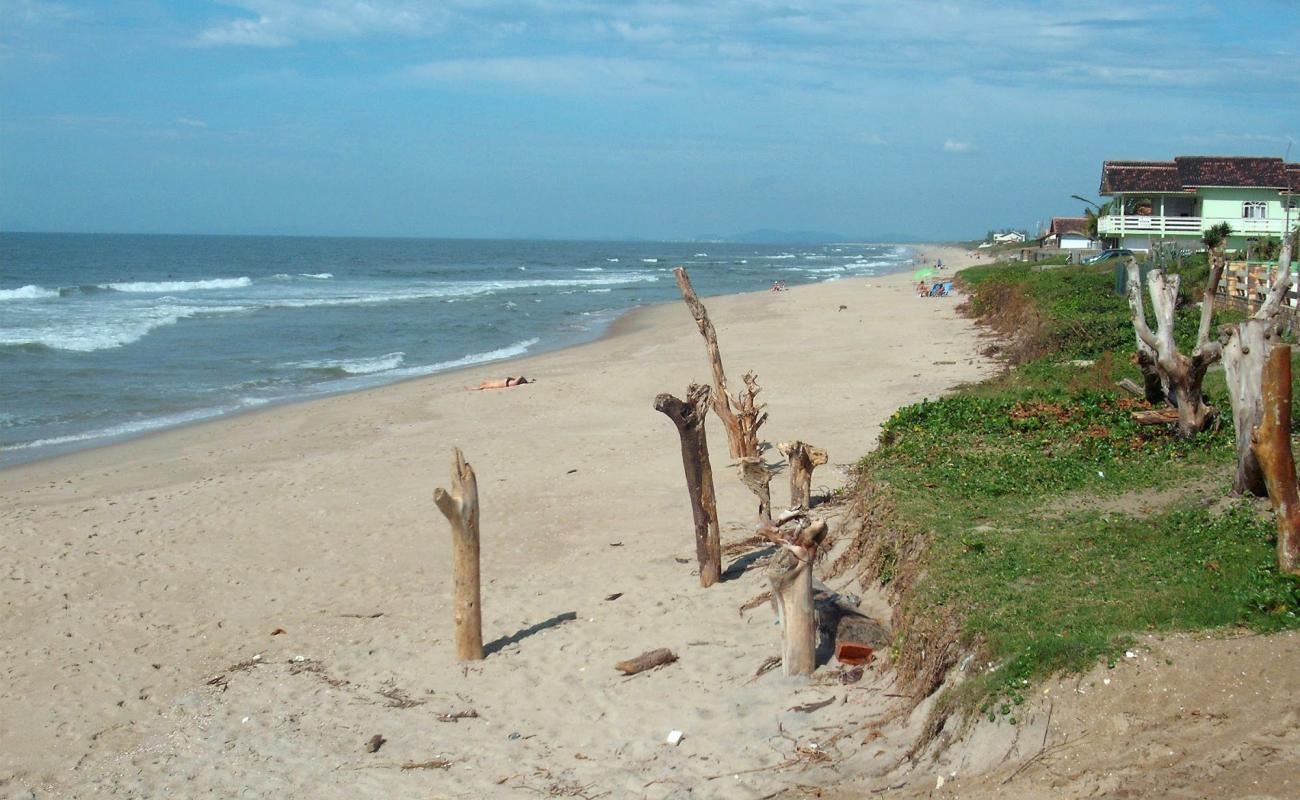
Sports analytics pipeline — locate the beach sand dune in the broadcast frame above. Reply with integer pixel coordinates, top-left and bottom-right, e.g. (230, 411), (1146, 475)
(1, 247), (991, 798)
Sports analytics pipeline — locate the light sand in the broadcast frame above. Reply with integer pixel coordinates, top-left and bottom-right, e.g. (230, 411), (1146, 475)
(1, 245), (991, 798)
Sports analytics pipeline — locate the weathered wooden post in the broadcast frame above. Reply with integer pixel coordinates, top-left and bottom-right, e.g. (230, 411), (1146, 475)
(738, 456), (775, 523)
(1223, 232), (1295, 496)
(1252, 345), (1300, 575)
(433, 447), (484, 660)
(673, 267), (766, 458)
(761, 517), (830, 676)
(654, 383), (723, 587)
(778, 440), (828, 510)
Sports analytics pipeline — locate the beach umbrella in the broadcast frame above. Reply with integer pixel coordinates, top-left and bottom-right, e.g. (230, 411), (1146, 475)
(913, 267), (935, 280)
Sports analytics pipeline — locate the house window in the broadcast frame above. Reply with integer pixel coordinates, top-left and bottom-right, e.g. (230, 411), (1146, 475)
(1243, 201), (1267, 219)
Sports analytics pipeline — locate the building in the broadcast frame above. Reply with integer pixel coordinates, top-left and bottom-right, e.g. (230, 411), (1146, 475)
(1097, 156), (1299, 251)
(1042, 216), (1097, 250)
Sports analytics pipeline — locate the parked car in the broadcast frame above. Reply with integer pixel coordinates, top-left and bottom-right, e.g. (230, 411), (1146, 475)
(1083, 248), (1135, 264)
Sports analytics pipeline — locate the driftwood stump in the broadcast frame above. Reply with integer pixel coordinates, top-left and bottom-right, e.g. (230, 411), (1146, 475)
(778, 440), (828, 510)
(760, 518), (830, 676)
(433, 448), (484, 661)
(1252, 345), (1300, 575)
(673, 267), (767, 458)
(1125, 256), (1224, 438)
(738, 456), (775, 523)
(1223, 232), (1296, 496)
(654, 384), (723, 587)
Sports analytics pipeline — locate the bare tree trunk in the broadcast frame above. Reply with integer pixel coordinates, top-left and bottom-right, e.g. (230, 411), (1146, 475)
(433, 448), (484, 661)
(1223, 320), (1271, 495)
(654, 384), (723, 587)
(762, 519), (830, 676)
(738, 456), (775, 523)
(672, 267), (766, 458)
(778, 440), (828, 510)
(1252, 345), (1300, 575)
(1125, 257), (1223, 438)
(1223, 233), (1295, 496)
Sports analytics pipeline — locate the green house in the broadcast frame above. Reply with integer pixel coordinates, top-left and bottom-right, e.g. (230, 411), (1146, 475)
(1097, 156), (1299, 251)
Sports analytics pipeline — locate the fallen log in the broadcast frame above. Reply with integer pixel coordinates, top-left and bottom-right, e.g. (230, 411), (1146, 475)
(615, 648), (679, 675)
(1130, 408), (1181, 425)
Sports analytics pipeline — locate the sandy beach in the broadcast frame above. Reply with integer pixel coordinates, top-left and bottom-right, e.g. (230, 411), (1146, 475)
(1, 245), (992, 798)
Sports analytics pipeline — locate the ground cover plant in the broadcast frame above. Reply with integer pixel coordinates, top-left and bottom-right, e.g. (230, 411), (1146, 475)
(848, 256), (1300, 735)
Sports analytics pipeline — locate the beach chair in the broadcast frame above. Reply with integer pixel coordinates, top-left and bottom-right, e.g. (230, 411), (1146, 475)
(942, 281), (953, 297)
(929, 283), (943, 297)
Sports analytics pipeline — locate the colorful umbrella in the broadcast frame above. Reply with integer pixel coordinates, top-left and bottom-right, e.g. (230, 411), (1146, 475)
(913, 267), (935, 280)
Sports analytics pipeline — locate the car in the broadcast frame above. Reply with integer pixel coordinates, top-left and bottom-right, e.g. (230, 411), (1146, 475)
(1082, 248), (1135, 264)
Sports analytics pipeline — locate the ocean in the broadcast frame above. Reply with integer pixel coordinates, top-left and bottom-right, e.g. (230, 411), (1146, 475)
(0, 233), (914, 465)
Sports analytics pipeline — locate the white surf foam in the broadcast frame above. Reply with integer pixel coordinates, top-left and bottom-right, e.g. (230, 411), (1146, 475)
(288, 351), (406, 376)
(388, 338), (541, 379)
(0, 285), (59, 301)
(103, 277), (252, 293)
(298, 273), (333, 280)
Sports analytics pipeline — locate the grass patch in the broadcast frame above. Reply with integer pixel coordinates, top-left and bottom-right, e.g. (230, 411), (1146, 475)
(849, 257), (1300, 734)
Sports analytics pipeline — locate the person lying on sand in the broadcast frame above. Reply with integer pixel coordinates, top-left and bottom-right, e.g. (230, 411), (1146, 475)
(471, 376), (531, 391)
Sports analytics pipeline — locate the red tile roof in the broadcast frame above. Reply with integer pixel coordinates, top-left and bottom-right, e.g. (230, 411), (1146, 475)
(1100, 156), (1298, 194)
(1048, 217), (1090, 236)
(1099, 161), (1186, 194)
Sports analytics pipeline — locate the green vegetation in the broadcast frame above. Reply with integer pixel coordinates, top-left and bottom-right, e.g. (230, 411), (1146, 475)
(851, 256), (1300, 728)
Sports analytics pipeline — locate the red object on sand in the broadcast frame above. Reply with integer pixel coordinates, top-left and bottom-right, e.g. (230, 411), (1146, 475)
(835, 642), (876, 665)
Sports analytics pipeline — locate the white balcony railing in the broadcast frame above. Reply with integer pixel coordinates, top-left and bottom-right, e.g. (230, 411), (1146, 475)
(1098, 215), (1293, 237)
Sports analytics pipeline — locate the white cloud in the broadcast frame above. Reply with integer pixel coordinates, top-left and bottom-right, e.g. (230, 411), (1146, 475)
(194, 1), (445, 47)
(943, 139), (976, 154)
(403, 56), (671, 93)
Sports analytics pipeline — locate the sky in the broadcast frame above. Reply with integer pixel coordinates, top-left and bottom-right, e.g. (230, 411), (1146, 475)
(1, 1), (1298, 241)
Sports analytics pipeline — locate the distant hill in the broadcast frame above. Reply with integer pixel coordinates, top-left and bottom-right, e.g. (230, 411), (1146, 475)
(708, 229), (926, 244)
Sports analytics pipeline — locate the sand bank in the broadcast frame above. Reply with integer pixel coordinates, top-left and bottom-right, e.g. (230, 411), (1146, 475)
(1, 245), (991, 798)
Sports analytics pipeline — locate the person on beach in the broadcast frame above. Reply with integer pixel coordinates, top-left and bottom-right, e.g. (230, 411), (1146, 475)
(471, 376), (531, 390)
(917, 280), (930, 296)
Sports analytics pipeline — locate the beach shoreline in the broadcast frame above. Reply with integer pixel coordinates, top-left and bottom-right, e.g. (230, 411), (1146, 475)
(1, 243), (950, 471)
(1, 243), (986, 797)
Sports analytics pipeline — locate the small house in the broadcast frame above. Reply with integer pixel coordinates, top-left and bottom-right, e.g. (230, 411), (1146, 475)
(1097, 156), (1299, 251)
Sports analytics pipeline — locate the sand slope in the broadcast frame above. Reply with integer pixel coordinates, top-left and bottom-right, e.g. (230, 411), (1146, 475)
(2, 248), (991, 798)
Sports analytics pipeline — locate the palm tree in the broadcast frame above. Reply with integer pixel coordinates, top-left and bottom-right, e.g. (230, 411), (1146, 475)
(1203, 222), (1233, 253)
(1083, 200), (1114, 241)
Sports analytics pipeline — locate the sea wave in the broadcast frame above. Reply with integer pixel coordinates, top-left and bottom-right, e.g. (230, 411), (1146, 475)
(576, 267), (604, 272)
(288, 351), (405, 376)
(102, 277), (253, 293)
(0, 285), (59, 301)
(299, 273), (333, 279)
(388, 338), (541, 379)
(5, 403), (254, 453)
(0, 303), (244, 352)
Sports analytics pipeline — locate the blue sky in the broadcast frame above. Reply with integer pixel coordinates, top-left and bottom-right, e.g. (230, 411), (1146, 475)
(1, 1), (1297, 240)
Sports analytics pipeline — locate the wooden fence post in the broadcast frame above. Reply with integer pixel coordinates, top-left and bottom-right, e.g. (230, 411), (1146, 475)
(654, 384), (723, 587)
(433, 448), (484, 660)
